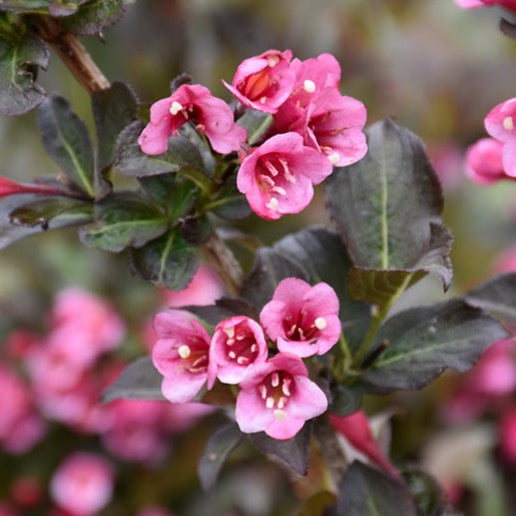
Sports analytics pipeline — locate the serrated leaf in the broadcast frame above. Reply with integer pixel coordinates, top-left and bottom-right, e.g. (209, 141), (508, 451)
(80, 192), (167, 252)
(114, 121), (205, 178)
(361, 299), (508, 393)
(0, 31), (49, 115)
(59, 0), (125, 35)
(237, 108), (272, 145)
(102, 356), (164, 403)
(325, 119), (452, 290)
(465, 273), (516, 327)
(328, 461), (417, 516)
(248, 422), (312, 476)
(91, 81), (138, 174)
(37, 95), (95, 197)
(198, 423), (243, 491)
(240, 247), (309, 311)
(129, 228), (199, 290)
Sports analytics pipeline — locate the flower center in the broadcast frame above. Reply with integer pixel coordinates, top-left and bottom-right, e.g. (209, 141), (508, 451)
(222, 322), (260, 366)
(256, 154), (297, 211)
(283, 310), (326, 341)
(258, 371), (294, 414)
(176, 342), (209, 374)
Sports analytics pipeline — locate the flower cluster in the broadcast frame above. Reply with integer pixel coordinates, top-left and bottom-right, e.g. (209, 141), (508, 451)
(152, 277), (342, 440)
(138, 50), (367, 220)
(465, 98), (516, 184)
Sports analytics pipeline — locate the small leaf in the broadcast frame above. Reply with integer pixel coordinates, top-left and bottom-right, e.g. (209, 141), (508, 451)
(248, 422), (312, 476)
(465, 273), (516, 327)
(37, 95), (95, 197)
(361, 299), (509, 393)
(240, 247), (309, 311)
(0, 30), (49, 116)
(91, 81), (138, 175)
(198, 423), (243, 491)
(114, 121), (205, 177)
(325, 119), (452, 290)
(205, 182), (251, 220)
(59, 0), (126, 35)
(329, 384), (365, 417)
(102, 357), (164, 403)
(129, 228), (199, 290)
(328, 461), (417, 516)
(237, 109), (272, 145)
(80, 192), (167, 252)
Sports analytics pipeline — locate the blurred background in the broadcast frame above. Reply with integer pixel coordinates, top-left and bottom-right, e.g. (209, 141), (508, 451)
(0, 0), (515, 514)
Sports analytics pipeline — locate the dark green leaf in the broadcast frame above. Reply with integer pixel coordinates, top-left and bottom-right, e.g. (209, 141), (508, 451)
(0, 31), (49, 115)
(198, 423), (243, 491)
(129, 228), (199, 290)
(465, 273), (516, 327)
(329, 384), (365, 417)
(241, 247), (309, 311)
(59, 0), (125, 35)
(37, 95), (95, 197)
(248, 422), (312, 476)
(237, 108), (272, 145)
(80, 192), (167, 252)
(183, 297), (258, 326)
(114, 121), (205, 177)
(91, 81), (138, 174)
(180, 214), (211, 245)
(0, 1), (49, 10)
(329, 461), (417, 516)
(325, 119), (452, 290)
(205, 182), (251, 220)
(102, 356), (164, 403)
(361, 299), (508, 393)
(298, 492), (336, 516)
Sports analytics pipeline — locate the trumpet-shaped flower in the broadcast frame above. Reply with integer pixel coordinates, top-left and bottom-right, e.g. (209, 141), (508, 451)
(138, 84), (247, 155)
(152, 310), (211, 403)
(208, 316), (268, 388)
(260, 278), (341, 357)
(237, 132), (333, 220)
(235, 352), (327, 440)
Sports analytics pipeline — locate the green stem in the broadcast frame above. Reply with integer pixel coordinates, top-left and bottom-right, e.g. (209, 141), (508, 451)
(179, 166), (216, 195)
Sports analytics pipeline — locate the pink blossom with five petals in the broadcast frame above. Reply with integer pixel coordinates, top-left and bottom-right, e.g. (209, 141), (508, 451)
(235, 352), (328, 440)
(260, 277), (341, 357)
(138, 84), (247, 155)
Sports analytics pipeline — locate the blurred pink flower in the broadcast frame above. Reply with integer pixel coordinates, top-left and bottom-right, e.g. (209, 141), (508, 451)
(260, 277), (341, 357)
(10, 476), (42, 507)
(50, 452), (114, 516)
(223, 49), (295, 114)
(138, 84), (246, 155)
(455, 0), (516, 12)
(492, 245), (516, 274)
(465, 138), (506, 184)
(152, 310), (211, 403)
(427, 143), (465, 191)
(237, 132), (332, 220)
(208, 316), (268, 388)
(0, 503), (19, 516)
(235, 352), (327, 440)
(499, 407), (516, 463)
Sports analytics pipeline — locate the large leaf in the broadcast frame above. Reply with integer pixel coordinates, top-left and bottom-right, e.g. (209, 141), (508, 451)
(80, 192), (167, 252)
(325, 119), (453, 295)
(37, 95), (95, 197)
(59, 0), (125, 35)
(465, 273), (516, 328)
(91, 81), (138, 175)
(327, 461), (417, 516)
(198, 423), (243, 491)
(129, 228), (199, 290)
(361, 299), (508, 392)
(102, 356), (164, 403)
(0, 30), (49, 116)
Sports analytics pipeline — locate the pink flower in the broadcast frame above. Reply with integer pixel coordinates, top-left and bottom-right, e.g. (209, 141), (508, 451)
(465, 138), (507, 184)
(499, 407), (516, 463)
(260, 278), (341, 357)
(455, 0), (516, 11)
(223, 49), (295, 114)
(138, 84), (247, 155)
(152, 310), (211, 403)
(237, 132), (333, 220)
(484, 98), (516, 176)
(0, 177), (64, 197)
(235, 352), (327, 440)
(492, 245), (516, 274)
(208, 316), (268, 388)
(50, 452), (114, 516)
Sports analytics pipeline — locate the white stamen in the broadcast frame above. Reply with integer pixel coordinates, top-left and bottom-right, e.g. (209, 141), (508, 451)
(228, 351), (236, 359)
(236, 334), (245, 340)
(259, 384), (267, 399)
(177, 345), (191, 359)
(274, 409), (286, 420)
(170, 101), (184, 115)
(264, 159), (280, 176)
(259, 96), (267, 104)
(504, 116), (514, 131)
(237, 356), (250, 365)
(279, 158), (296, 183)
(226, 338), (235, 346)
(272, 186), (287, 196)
(314, 316), (327, 330)
(250, 344), (258, 353)
(282, 379), (291, 397)
(277, 396), (287, 409)
(266, 197), (279, 211)
(266, 397), (275, 409)
(192, 356), (206, 367)
(224, 326), (235, 338)
(271, 372), (280, 387)
(261, 175), (276, 186)
(268, 55), (279, 67)
(328, 152), (341, 165)
(303, 79), (316, 93)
